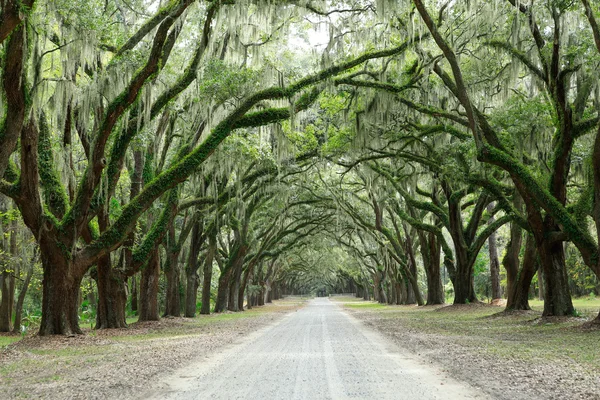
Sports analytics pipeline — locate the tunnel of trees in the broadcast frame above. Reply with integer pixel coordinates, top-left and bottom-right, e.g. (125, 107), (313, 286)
(0, 0), (599, 336)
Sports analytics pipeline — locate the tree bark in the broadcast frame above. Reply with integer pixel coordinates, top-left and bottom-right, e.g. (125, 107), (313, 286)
(214, 267), (231, 313)
(13, 259), (34, 333)
(131, 276), (138, 313)
(184, 221), (202, 317)
(94, 254), (127, 329)
(163, 248), (181, 317)
(38, 243), (83, 335)
(537, 233), (574, 316)
(200, 231), (216, 315)
(139, 249), (160, 321)
(420, 231), (444, 305)
(506, 234), (537, 311)
(487, 204), (502, 300)
(0, 269), (12, 332)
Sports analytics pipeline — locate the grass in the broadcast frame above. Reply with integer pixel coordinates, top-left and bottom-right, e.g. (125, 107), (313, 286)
(529, 297), (600, 317)
(0, 335), (21, 347)
(338, 296), (600, 370)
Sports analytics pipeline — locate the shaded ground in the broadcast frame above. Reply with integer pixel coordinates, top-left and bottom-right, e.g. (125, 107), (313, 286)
(334, 297), (600, 400)
(0, 299), (305, 399)
(145, 298), (487, 400)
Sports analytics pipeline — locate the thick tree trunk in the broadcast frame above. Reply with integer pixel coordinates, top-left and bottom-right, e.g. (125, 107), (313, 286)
(238, 263), (255, 311)
(214, 268), (231, 313)
(227, 252), (246, 311)
(375, 271), (387, 304)
(537, 235), (574, 316)
(185, 269), (200, 318)
(258, 287), (265, 306)
(38, 245), (83, 335)
(405, 277), (416, 305)
(139, 250), (160, 321)
(388, 282), (395, 305)
(452, 271), (477, 304)
(163, 250), (181, 317)
(503, 214), (523, 309)
(423, 234), (444, 305)
(200, 233), (216, 315)
(451, 247), (478, 304)
(487, 204), (502, 300)
(184, 221), (202, 318)
(265, 286), (273, 303)
(363, 277), (370, 300)
(228, 264), (242, 312)
(95, 254), (127, 329)
(507, 236), (537, 311)
(537, 265), (544, 300)
(417, 224), (445, 305)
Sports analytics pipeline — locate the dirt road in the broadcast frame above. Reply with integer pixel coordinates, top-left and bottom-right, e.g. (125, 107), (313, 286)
(144, 298), (489, 399)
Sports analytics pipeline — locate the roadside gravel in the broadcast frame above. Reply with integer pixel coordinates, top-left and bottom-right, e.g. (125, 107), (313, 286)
(339, 300), (600, 400)
(0, 300), (304, 399)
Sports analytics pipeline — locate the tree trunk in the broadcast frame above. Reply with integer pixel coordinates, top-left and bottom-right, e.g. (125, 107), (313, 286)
(452, 270), (477, 304)
(0, 219), (17, 332)
(184, 221), (202, 318)
(363, 277), (370, 300)
(0, 269), (13, 332)
(487, 204), (502, 300)
(13, 258), (34, 333)
(214, 267), (231, 313)
(38, 244), (83, 335)
(375, 271), (387, 304)
(228, 264), (242, 312)
(405, 277), (416, 305)
(451, 246), (478, 304)
(537, 234), (574, 316)
(185, 269), (200, 318)
(388, 281), (395, 305)
(125, 150), (144, 315)
(163, 249), (181, 317)
(200, 232), (216, 315)
(131, 275), (138, 314)
(258, 287), (265, 306)
(503, 212), (524, 309)
(139, 250), (160, 321)
(238, 263), (256, 311)
(422, 232), (444, 305)
(95, 254), (127, 329)
(506, 235), (537, 311)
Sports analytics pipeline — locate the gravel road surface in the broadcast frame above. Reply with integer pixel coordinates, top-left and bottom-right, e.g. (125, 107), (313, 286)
(144, 298), (489, 400)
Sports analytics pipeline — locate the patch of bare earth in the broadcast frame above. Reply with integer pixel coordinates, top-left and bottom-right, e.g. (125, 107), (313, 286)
(343, 302), (600, 400)
(0, 300), (304, 399)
